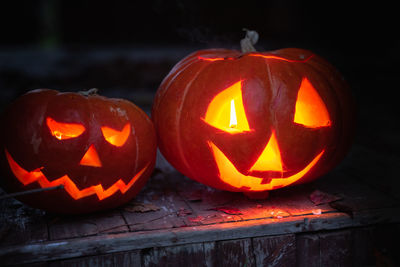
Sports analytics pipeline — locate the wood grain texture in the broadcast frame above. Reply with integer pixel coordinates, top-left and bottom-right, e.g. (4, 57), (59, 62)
(253, 234), (296, 267)
(142, 243), (206, 267)
(319, 230), (353, 266)
(296, 233), (320, 267)
(48, 211), (128, 240)
(0, 213), (354, 265)
(121, 172), (188, 231)
(47, 250), (141, 267)
(0, 196), (48, 246)
(215, 238), (255, 267)
(296, 230), (353, 267)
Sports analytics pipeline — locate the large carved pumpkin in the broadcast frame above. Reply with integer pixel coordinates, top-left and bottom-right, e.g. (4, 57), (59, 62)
(152, 34), (355, 197)
(0, 89), (156, 213)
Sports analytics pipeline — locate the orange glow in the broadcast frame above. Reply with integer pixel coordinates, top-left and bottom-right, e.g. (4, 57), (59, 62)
(80, 145), (102, 167)
(198, 56), (234, 61)
(249, 131), (283, 172)
(208, 141), (324, 191)
(46, 117), (85, 140)
(203, 81), (251, 133)
(294, 78), (331, 128)
(248, 54), (314, 63)
(101, 123), (131, 147)
(198, 54), (313, 63)
(5, 149), (148, 200)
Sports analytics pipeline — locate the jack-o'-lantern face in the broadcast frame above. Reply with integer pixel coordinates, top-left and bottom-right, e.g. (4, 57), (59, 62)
(5, 118), (145, 200)
(152, 48), (355, 195)
(1, 89), (156, 213)
(202, 78), (330, 191)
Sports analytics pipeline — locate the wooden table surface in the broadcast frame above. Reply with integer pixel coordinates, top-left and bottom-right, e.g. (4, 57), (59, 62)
(1, 143), (399, 266)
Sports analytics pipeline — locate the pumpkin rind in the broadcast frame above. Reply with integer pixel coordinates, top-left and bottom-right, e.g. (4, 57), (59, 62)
(152, 48), (355, 193)
(0, 89), (156, 214)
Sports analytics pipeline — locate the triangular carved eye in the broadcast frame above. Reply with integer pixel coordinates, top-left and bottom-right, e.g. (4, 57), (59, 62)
(294, 78), (331, 128)
(46, 117), (85, 140)
(101, 123), (131, 147)
(202, 81), (252, 134)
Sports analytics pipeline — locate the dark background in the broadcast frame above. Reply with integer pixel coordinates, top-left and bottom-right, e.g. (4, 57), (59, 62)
(0, 0), (398, 183)
(0, 2), (399, 264)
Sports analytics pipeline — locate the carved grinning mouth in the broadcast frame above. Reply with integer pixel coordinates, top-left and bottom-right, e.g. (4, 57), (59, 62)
(208, 141), (324, 191)
(5, 150), (149, 200)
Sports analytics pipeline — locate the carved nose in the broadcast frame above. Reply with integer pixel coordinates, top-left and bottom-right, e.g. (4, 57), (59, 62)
(249, 130), (283, 172)
(80, 144), (102, 167)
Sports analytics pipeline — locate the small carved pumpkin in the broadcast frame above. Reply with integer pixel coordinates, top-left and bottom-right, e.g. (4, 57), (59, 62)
(0, 89), (156, 213)
(152, 34), (355, 197)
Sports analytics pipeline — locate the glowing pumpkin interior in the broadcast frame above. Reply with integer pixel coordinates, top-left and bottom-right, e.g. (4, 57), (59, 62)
(203, 78), (331, 191)
(46, 117), (85, 140)
(202, 80), (251, 133)
(80, 144), (102, 167)
(101, 123), (131, 147)
(294, 78), (331, 128)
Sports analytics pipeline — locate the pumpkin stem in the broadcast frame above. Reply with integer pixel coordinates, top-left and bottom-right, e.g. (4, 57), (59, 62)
(240, 28), (259, 53)
(79, 88), (99, 96)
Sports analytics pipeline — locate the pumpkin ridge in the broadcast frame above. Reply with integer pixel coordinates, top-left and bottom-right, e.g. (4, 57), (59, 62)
(132, 113), (139, 173)
(153, 55), (199, 120)
(35, 91), (57, 162)
(176, 61), (210, 178)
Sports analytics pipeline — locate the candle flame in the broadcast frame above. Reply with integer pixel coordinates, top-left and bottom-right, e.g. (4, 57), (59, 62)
(229, 99), (237, 128)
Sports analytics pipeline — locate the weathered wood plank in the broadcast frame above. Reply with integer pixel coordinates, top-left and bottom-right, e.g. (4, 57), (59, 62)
(121, 173), (188, 231)
(48, 210), (128, 240)
(203, 242), (216, 267)
(215, 238), (255, 267)
(176, 150), (398, 228)
(296, 233), (320, 267)
(313, 170), (398, 212)
(176, 170), (334, 226)
(0, 196), (48, 246)
(142, 243), (205, 267)
(48, 250), (141, 267)
(252, 234), (296, 267)
(177, 180), (244, 226)
(319, 230), (353, 266)
(0, 212), (362, 265)
(296, 230), (353, 267)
